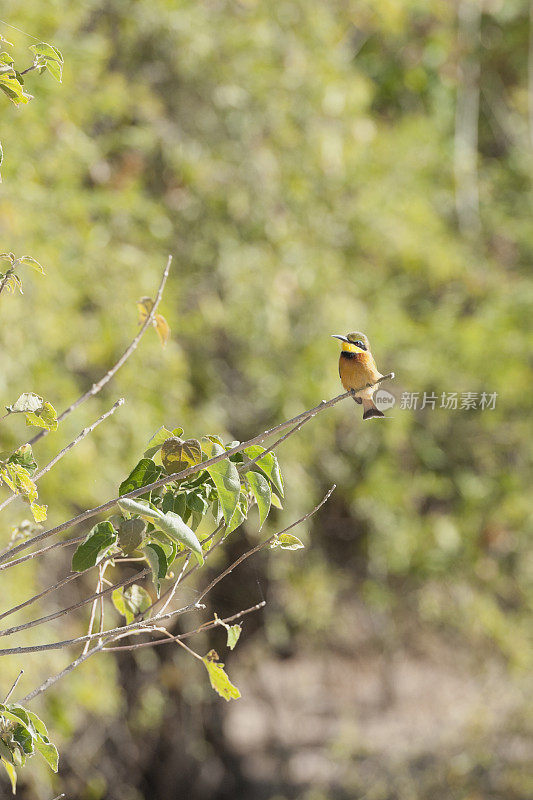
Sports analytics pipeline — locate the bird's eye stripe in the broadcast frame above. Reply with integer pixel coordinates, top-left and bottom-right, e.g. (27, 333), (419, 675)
(355, 340), (366, 350)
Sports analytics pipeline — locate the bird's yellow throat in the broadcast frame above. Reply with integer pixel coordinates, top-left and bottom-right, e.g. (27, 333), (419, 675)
(341, 341), (365, 354)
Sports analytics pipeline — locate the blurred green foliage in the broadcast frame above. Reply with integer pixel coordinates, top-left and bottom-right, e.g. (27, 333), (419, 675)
(0, 0), (532, 797)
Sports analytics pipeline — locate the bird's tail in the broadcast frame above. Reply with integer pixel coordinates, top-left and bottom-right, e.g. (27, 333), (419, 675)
(362, 397), (385, 420)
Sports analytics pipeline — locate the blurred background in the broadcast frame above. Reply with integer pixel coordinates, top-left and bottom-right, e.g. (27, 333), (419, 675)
(1, 0), (532, 798)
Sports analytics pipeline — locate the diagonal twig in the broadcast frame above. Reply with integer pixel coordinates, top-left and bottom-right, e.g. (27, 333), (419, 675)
(26, 255), (172, 448)
(0, 398), (124, 516)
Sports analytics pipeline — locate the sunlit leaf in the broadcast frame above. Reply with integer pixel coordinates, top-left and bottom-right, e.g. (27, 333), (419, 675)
(5, 392), (43, 414)
(156, 512), (203, 565)
(202, 650), (241, 701)
(118, 497), (163, 524)
(203, 440), (240, 526)
(225, 490), (248, 536)
(137, 296), (153, 324)
(270, 493), (283, 509)
(154, 313), (170, 347)
(1, 758), (16, 793)
(243, 445), (284, 497)
(270, 533), (304, 551)
(226, 624), (242, 650)
(33, 739), (58, 772)
(144, 425), (174, 458)
(0, 72), (32, 105)
(161, 437), (202, 475)
(30, 502), (47, 523)
(18, 256), (45, 273)
(119, 457), (161, 497)
(0, 463), (38, 503)
(8, 444), (37, 475)
(25, 401), (58, 431)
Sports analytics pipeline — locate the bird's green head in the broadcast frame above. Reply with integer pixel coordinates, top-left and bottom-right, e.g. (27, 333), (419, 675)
(331, 331), (370, 354)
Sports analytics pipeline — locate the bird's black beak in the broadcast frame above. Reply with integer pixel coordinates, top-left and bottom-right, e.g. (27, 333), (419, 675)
(331, 334), (349, 343)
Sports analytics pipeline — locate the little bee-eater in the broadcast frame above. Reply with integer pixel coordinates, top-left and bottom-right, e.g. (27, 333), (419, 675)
(332, 332), (385, 420)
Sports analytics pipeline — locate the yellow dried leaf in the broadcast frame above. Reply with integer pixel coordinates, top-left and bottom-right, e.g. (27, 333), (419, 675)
(202, 650), (241, 701)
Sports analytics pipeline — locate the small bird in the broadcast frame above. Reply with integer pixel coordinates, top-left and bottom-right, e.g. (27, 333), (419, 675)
(331, 332), (385, 420)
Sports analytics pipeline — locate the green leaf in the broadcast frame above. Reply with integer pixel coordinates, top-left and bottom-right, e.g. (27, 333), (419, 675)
(30, 42), (64, 62)
(117, 497), (164, 524)
(186, 491), (209, 515)
(243, 446), (284, 497)
(71, 521), (117, 572)
(25, 401), (58, 431)
(202, 650), (241, 701)
(29, 42), (63, 83)
(118, 518), (146, 555)
(30, 502), (47, 523)
(0, 462), (38, 502)
(271, 493), (283, 509)
(225, 491), (248, 536)
(0, 72), (32, 105)
(161, 491), (187, 517)
(203, 441), (241, 527)
(1, 758), (16, 793)
(161, 437), (202, 474)
(112, 584), (151, 624)
(144, 426), (174, 459)
(119, 458), (161, 497)
(214, 613), (242, 649)
(13, 724), (33, 755)
(245, 471), (271, 530)
(6, 392), (43, 414)
(33, 739), (58, 772)
(17, 256), (45, 273)
(24, 709), (50, 741)
(226, 624), (242, 650)
(0, 739), (14, 766)
(156, 512), (203, 565)
(42, 56), (62, 82)
(271, 533), (305, 551)
(8, 443), (37, 475)
(143, 543), (168, 596)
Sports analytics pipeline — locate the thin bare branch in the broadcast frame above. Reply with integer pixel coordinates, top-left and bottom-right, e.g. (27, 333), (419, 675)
(20, 640), (108, 704)
(0, 533), (86, 573)
(0, 398), (124, 516)
(0, 569), (87, 623)
(26, 255), (172, 448)
(0, 373), (393, 568)
(238, 416), (312, 474)
(4, 669), (23, 702)
(102, 602), (266, 652)
(0, 569), (149, 638)
(82, 562), (107, 655)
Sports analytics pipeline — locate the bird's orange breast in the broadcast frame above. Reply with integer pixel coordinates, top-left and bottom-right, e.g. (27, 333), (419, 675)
(338, 351), (381, 392)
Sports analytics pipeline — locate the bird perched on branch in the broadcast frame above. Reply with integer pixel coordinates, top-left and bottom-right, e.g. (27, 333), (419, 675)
(331, 332), (385, 420)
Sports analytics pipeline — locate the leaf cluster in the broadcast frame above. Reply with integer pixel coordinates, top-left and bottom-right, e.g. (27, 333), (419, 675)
(0, 254), (44, 297)
(0, 703), (58, 794)
(71, 427), (286, 606)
